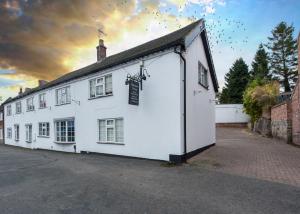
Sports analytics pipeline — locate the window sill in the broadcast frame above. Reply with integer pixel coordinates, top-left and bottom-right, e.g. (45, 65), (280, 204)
(54, 141), (76, 145)
(26, 141), (32, 143)
(55, 103), (71, 107)
(88, 94), (113, 100)
(37, 135), (50, 138)
(198, 82), (209, 90)
(97, 142), (125, 145)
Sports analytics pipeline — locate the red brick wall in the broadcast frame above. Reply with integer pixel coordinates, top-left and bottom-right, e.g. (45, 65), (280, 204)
(271, 101), (292, 142)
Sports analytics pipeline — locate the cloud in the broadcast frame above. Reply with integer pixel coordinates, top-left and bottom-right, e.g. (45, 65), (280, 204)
(167, 0), (225, 13)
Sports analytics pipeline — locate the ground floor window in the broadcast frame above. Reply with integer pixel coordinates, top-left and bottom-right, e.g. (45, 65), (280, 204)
(98, 118), (123, 143)
(7, 128), (12, 139)
(39, 122), (50, 137)
(25, 124), (32, 143)
(14, 124), (19, 141)
(55, 119), (75, 143)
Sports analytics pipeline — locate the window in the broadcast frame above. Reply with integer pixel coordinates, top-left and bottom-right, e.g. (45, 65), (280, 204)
(16, 102), (22, 114)
(26, 97), (34, 111)
(14, 124), (19, 141)
(56, 86), (71, 105)
(7, 128), (12, 139)
(6, 105), (11, 116)
(38, 122), (50, 137)
(39, 93), (46, 108)
(90, 74), (112, 98)
(25, 124), (32, 143)
(55, 119), (75, 143)
(198, 62), (208, 88)
(99, 118), (123, 143)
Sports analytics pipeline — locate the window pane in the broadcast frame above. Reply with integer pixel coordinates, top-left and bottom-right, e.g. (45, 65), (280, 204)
(107, 127), (114, 142)
(99, 120), (106, 142)
(90, 80), (96, 98)
(105, 75), (112, 94)
(116, 119), (124, 142)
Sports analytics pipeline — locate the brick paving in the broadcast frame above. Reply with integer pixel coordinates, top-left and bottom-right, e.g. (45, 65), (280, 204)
(189, 127), (300, 187)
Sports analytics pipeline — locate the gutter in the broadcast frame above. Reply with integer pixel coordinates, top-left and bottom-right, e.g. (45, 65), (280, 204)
(174, 46), (187, 161)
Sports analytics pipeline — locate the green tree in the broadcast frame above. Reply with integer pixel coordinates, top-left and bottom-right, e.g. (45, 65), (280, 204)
(267, 22), (298, 92)
(220, 58), (250, 104)
(250, 44), (270, 81)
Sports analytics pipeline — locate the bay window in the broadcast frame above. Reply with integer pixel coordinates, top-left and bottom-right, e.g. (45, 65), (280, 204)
(55, 119), (75, 143)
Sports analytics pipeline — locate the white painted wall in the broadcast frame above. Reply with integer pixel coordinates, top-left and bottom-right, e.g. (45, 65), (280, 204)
(215, 104), (250, 123)
(0, 128), (2, 140)
(4, 50), (183, 161)
(184, 31), (216, 153)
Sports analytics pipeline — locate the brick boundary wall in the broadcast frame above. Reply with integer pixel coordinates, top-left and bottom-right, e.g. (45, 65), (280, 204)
(271, 101), (292, 143)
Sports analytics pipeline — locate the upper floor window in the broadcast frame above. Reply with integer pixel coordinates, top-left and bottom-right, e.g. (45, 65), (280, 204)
(7, 128), (12, 139)
(198, 62), (208, 88)
(16, 102), (22, 114)
(98, 118), (124, 144)
(6, 105), (11, 116)
(89, 74), (112, 99)
(14, 124), (19, 141)
(39, 93), (46, 108)
(56, 86), (71, 105)
(55, 119), (75, 143)
(38, 122), (50, 137)
(26, 97), (34, 111)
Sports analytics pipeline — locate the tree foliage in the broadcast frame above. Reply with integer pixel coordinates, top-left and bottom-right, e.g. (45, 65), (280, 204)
(243, 80), (280, 123)
(219, 58), (250, 104)
(250, 44), (271, 81)
(267, 22), (298, 92)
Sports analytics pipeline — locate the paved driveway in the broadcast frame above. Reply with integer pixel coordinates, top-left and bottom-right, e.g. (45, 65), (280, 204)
(0, 143), (299, 213)
(190, 127), (300, 187)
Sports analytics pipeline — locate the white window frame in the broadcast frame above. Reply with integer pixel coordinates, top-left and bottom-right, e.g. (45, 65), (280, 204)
(25, 124), (32, 143)
(39, 93), (47, 109)
(89, 74), (112, 99)
(54, 118), (75, 143)
(38, 122), (50, 137)
(198, 62), (209, 88)
(16, 102), (22, 114)
(6, 105), (11, 116)
(14, 124), (19, 141)
(7, 128), (12, 139)
(26, 97), (35, 111)
(56, 86), (71, 105)
(98, 118), (124, 144)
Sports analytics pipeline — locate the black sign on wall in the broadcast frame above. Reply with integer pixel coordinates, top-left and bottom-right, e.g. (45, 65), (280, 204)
(128, 80), (139, 105)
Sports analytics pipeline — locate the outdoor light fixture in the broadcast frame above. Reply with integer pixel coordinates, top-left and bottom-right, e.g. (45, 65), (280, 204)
(125, 61), (150, 91)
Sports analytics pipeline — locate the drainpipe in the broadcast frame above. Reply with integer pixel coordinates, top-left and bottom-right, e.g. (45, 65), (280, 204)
(174, 46), (187, 161)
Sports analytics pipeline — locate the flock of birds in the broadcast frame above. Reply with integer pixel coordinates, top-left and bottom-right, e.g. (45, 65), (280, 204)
(97, 1), (249, 55)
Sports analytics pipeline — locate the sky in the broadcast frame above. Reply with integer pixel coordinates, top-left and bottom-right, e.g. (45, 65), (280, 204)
(0, 0), (300, 102)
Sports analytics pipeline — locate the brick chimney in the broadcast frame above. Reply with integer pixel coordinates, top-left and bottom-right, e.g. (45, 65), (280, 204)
(38, 80), (48, 86)
(96, 39), (106, 62)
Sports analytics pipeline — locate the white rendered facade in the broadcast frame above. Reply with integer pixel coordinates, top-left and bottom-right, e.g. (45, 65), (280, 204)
(4, 22), (217, 161)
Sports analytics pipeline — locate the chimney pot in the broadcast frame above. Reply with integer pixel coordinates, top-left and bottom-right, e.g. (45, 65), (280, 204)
(38, 80), (48, 86)
(97, 39), (107, 62)
(18, 87), (23, 95)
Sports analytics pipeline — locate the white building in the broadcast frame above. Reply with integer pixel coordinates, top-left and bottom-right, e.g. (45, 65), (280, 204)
(3, 20), (218, 163)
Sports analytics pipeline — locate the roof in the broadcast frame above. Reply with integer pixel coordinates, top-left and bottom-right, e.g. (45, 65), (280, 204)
(3, 19), (218, 105)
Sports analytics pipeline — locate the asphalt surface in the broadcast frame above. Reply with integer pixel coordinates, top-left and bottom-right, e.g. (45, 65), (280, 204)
(0, 144), (299, 214)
